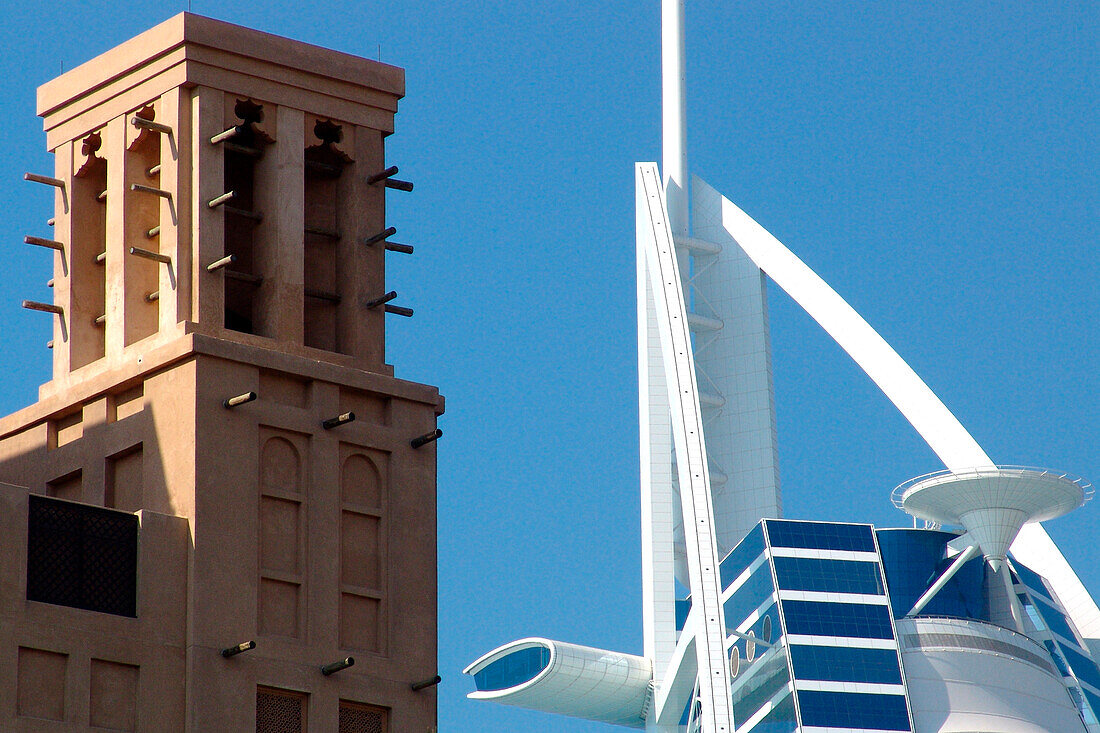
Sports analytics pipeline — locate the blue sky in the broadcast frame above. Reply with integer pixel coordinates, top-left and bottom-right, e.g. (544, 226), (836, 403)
(0, 2), (1096, 731)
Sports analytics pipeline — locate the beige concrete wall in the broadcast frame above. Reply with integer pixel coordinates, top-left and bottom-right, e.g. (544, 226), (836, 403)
(0, 338), (441, 730)
(0, 483), (190, 731)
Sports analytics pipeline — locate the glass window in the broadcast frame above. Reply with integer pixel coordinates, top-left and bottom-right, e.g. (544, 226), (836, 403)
(1034, 595), (1081, 644)
(473, 646), (550, 692)
(746, 692), (797, 733)
(1068, 686), (1100, 727)
(1044, 639), (1072, 677)
(773, 556), (883, 595)
(1058, 642), (1100, 692)
(781, 600), (895, 639)
(676, 598), (691, 631)
(721, 522), (766, 589)
(876, 528), (988, 621)
(732, 648), (790, 724)
(1081, 688), (1100, 726)
(724, 565), (775, 631)
(765, 520), (875, 552)
(1012, 559), (1054, 601)
(789, 644), (902, 684)
(731, 603), (780, 646)
(796, 690), (910, 731)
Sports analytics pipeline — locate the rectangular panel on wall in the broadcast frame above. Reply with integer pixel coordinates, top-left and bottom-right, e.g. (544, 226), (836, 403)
(340, 593), (382, 653)
(341, 512), (380, 589)
(339, 388), (390, 426)
(17, 647), (67, 721)
(257, 427), (308, 639)
(259, 578), (302, 638)
(47, 469), (83, 502)
(259, 369), (309, 408)
(789, 644), (903, 684)
(110, 383), (144, 422)
(796, 690), (911, 731)
(772, 556), (884, 595)
(89, 659), (139, 731)
(781, 600), (894, 639)
(261, 496), (301, 574)
(106, 444), (143, 511)
(256, 687), (306, 733)
(53, 409), (84, 448)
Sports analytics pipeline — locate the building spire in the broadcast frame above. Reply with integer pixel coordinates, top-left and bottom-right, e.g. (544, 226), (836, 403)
(662, 0), (688, 236)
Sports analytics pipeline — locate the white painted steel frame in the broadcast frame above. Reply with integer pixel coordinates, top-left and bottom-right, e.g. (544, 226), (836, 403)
(638, 162), (734, 733)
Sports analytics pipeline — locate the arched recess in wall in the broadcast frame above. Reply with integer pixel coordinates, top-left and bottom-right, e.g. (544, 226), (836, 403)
(260, 436), (301, 493)
(341, 452), (382, 508)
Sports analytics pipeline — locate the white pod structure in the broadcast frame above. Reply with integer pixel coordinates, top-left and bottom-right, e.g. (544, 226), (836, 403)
(463, 638), (652, 728)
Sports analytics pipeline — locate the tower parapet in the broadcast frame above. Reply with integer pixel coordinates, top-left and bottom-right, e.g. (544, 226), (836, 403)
(31, 13), (410, 400)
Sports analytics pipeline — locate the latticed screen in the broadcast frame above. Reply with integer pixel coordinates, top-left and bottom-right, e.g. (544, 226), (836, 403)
(339, 701), (387, 733)
(256, 687), (306, 733)
(27, 495), (138, 617)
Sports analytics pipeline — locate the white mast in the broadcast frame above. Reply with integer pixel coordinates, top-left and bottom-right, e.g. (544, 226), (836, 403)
(662, 0), (688, 236)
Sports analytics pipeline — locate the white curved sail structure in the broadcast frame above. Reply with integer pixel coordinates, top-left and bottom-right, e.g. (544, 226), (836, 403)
(692, 176), (1100, 644)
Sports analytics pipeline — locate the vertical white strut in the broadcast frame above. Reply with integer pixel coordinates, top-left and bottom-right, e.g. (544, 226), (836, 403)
(638, 162), (734, 733)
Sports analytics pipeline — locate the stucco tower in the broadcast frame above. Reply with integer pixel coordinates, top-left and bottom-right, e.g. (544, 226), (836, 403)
(0, 14), (442, 732)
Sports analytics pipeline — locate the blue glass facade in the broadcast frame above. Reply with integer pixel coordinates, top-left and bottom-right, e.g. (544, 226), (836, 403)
(766, 519), (875, 552)
(746, 693), (797, 733)
(789, 644), (903, 684)
(773, 556), (883, 595)
(1013, 559), (1055, 601)
(711, 518), (1100, 732)
(721, 522), (766, 588)
(876, 528), (987, 621)
(797, 690), (910, 731)
(717, 519), (913, 732)
(1036, 594), (1082, 644)
(1059, 642), (1100, 692)
(732, 649), (790, 725)
(782, 600), (895, 639)
(724, 565), (775, 633)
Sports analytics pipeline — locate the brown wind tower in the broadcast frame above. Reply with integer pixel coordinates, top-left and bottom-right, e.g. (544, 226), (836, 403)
(0, 14), (442, 732)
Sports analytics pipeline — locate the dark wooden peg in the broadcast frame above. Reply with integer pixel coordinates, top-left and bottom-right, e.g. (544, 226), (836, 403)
(411, 675), (441, 691)
(322, 412), (356, 430)
(220, 640), (255, 658)
(223, 392), (257, 409)
(411, 429), (442, 449)
(321, 657), (355, 676)
(365, 291), (398, 309)
(367, 166), (399, 184)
